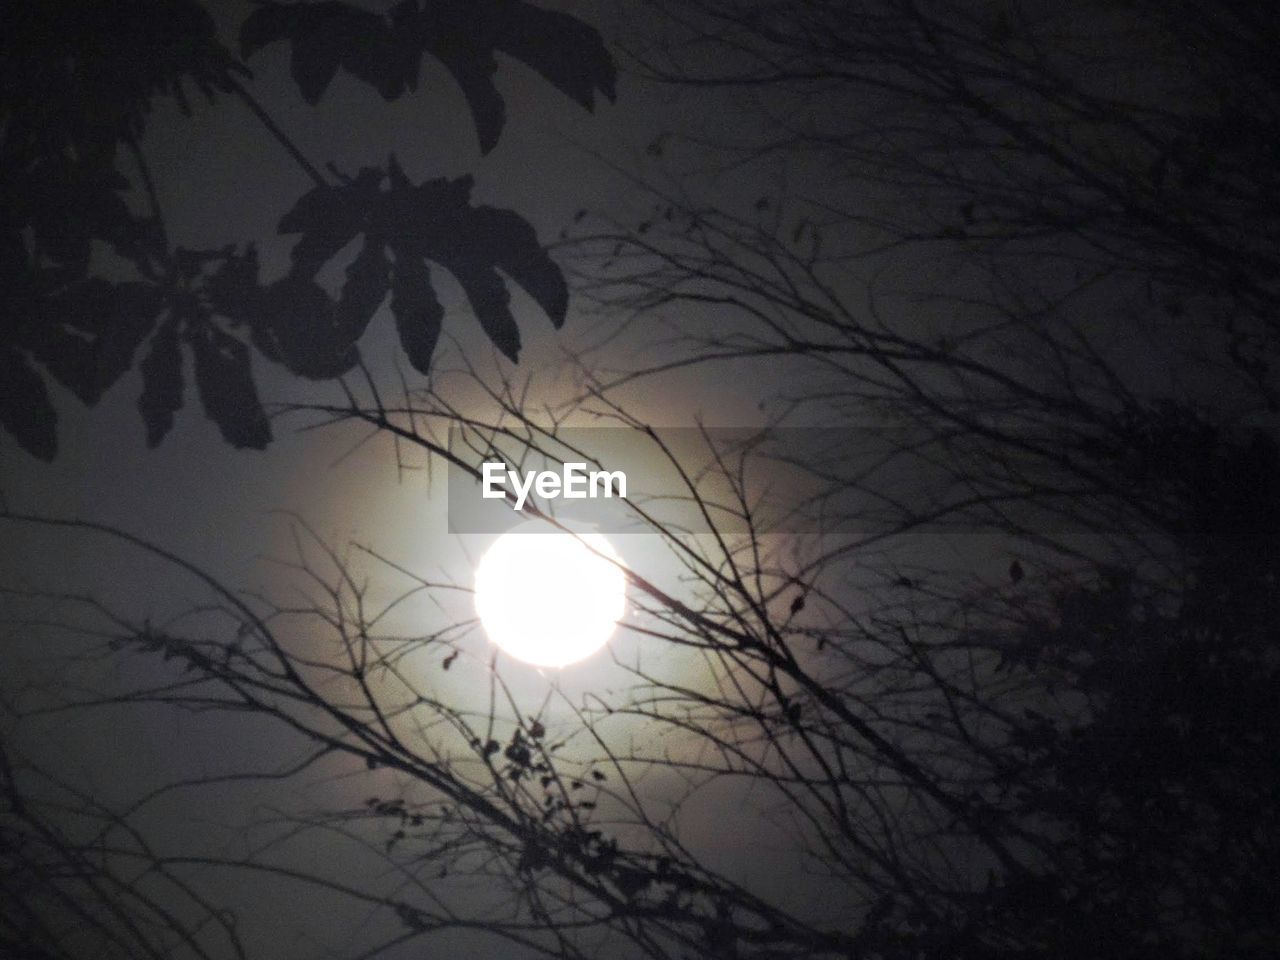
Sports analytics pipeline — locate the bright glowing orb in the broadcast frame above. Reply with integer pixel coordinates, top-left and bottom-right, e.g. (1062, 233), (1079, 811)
(475, 523), (626, 667)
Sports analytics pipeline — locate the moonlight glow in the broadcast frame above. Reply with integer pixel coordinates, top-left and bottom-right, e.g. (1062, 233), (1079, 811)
(475, 523), (626, 667)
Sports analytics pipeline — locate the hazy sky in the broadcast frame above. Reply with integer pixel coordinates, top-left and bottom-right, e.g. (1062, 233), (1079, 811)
(0, 4), (836, 957)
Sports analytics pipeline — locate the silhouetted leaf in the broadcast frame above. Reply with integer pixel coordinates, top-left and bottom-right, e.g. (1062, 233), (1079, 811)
(344, 1), (422, 99)
(383, 173), (563, 361)
(452, 257), (521, 361)
(211, 238), (379, 381)
(0, 350), (57, 461)
(290, 26), (345, 104)
(242, 1), (418, 101)
(391, 258), (443, 374)
(3, 1), (592, 460)
(277, 168), (382, 278)
(0, 2), (251, 461)
(428, 38), (505, 155)
(189, 323), (271, 449)
(338, 240), (390, 339)
(495, 2), (616, 111)
(254, 278), (359, 379)
(467, 207), (569, 328)
(241, 1), (385, 104)
(25, 173), (92, 278)
(205, 246), (265, 322)
(4, 1), (242, 151)
(33, 279), (164, 405)
(237, 1), (296, 59)
(278, 164), (564, 370)
(137, 320), (184, 448)
(241, 0), (615, 153)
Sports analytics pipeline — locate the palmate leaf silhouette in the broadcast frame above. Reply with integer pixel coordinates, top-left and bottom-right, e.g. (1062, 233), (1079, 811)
(268, 158), (569, 368)
(137, 318), (184, 448)
(0, 350), (58, 463)
(190, 319), (273, 449)
(29, 281), (166, 407)
(1, 0), (245, 460)
(1, 0), (601, 462)
(240, 0), (617, 152)
(2, 1), (243, 149)
(131, 296), (274, 451)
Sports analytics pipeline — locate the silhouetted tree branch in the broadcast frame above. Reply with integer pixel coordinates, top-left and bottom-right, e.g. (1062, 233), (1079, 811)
(3, 2), (1279, 959)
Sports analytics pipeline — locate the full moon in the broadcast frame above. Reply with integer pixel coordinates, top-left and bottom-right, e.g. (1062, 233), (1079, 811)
(474, 523), (626, 667)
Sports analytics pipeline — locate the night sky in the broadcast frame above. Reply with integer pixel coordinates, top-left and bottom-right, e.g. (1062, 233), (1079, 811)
(3, 2), (1279, 959)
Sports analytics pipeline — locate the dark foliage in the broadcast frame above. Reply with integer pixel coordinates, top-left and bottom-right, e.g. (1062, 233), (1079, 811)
(269, 160), (569, 368)
(241, 0), (616, 152)
(4, 2), (1279, 959)
(0, 0), (610, 460)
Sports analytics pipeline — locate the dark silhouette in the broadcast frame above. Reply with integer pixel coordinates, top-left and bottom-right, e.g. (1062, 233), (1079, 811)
(3, 2), (1279, 959)
(1, 0), (614, 459)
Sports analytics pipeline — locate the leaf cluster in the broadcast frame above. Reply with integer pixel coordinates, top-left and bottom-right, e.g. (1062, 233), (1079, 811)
(1, 0), (613, 460)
